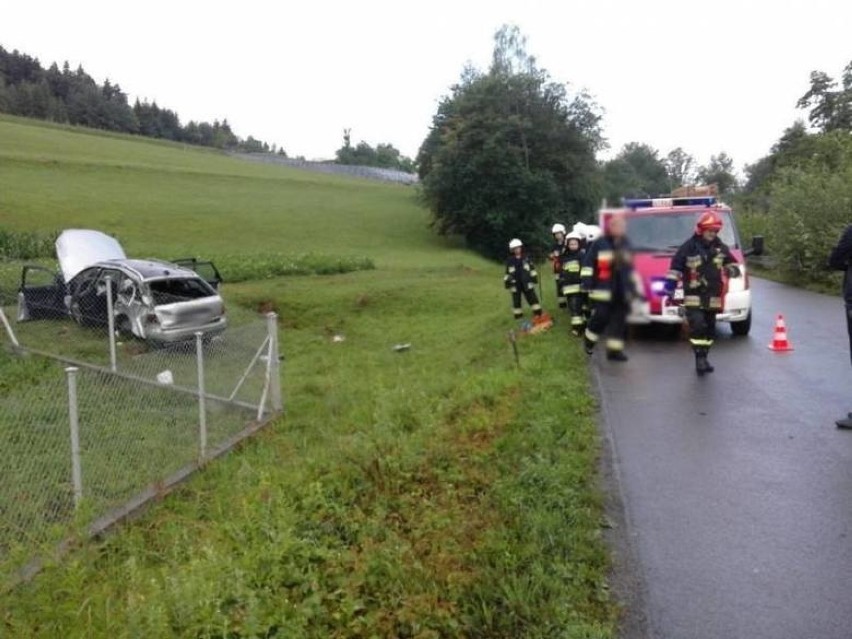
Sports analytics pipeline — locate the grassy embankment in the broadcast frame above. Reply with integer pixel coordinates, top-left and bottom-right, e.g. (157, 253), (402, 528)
(0, 114), (616, 637)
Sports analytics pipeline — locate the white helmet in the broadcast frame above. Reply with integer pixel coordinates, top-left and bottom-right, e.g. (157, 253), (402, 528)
(551, 223), (567, 235)
(566, 231), (583, 242)
(509, 238), (523, 250)
(585, 224), (602, 242)
(573, 222), (600, 242)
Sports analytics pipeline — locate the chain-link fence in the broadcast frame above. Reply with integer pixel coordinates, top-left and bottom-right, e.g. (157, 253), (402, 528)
(0, 272), (282, 586)
(230, 152), (419, 185)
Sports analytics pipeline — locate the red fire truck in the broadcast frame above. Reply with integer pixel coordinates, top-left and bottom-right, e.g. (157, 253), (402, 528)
(599, 194), (764, 335)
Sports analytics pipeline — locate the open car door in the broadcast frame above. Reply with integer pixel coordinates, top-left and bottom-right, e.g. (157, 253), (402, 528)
(172, 258), (223, 290)
(18, 266), (66, 321)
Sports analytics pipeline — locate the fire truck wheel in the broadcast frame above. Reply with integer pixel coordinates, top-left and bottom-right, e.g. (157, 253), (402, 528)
(730, 311), (752, 336)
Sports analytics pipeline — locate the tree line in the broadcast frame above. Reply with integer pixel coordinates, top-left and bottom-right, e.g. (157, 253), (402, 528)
(334, 129), (416, 173)
(600, 144), (738, 204)
(0, 45), (283, 154)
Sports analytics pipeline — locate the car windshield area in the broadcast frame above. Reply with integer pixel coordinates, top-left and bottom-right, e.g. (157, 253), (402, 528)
(626, 211), (739, 252)
(148, 277), (217, 305)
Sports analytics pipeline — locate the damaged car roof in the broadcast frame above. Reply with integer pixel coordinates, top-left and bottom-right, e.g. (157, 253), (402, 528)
(101, 259), (199, 281)
(56, 229), (127, 282)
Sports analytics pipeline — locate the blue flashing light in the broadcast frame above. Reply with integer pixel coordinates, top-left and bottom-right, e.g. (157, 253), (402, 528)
(623, 196), (717, 209)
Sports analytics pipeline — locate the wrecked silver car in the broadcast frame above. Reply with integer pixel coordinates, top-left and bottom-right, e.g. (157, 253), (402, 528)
(18, 229), (226, 343)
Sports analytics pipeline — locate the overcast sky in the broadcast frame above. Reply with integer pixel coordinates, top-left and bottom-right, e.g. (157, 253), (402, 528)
(2, 0), (850, 171)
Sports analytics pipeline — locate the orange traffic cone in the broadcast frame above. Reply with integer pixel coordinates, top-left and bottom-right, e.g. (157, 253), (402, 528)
(768, 314), (794, 352)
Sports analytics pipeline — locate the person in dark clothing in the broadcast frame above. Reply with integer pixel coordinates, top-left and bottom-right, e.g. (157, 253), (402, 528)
(550, 223), (568, 310)
(504, 238), (543, 320)
(581, 214), (641, 361)
(665, 210), (741, 376)
(560, 231), (586, 335)
(828, 225), (852, 429)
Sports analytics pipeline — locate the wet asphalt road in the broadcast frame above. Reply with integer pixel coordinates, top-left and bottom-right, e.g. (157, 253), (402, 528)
(595, 278), (852, 639)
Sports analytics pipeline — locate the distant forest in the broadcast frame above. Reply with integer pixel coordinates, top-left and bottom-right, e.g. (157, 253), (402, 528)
(0, 45), (283, 154)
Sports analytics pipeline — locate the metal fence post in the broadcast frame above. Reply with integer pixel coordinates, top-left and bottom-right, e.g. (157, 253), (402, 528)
(105, 276), (117, 372)
(0, 306), (20, 348)
(196, 331), (207, 461)
(66, 367), (83, 508)
(266, 312), (283, 412)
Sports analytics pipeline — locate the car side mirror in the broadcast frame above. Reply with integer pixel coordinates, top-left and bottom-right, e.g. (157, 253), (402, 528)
(745, 235), (764, 257)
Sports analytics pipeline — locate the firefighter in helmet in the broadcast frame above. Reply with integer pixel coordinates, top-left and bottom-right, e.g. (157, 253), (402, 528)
(504, 238), (543, 320)
(550, 223), (568, 310)
(664, 210), (741, 375)
(560, 231), (587, 335)
(581, 213), (642, 361)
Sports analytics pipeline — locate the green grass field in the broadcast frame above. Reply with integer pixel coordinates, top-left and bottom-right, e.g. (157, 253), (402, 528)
(0, 115), (616, 638)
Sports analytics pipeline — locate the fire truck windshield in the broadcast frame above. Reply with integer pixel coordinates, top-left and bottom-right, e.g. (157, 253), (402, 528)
(626, 211), (738, 252)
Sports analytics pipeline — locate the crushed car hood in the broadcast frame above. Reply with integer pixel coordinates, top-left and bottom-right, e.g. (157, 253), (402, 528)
(56, 229), (127, 283)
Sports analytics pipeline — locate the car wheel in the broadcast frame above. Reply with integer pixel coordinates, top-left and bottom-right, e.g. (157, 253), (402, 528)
(660, 323), (683, 340)
(731, 310), (752, 336)
(116, 315), (135, 339)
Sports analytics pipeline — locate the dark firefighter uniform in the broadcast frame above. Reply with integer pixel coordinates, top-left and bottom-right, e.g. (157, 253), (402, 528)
(560, 242), (586, 333)
(581, 234), (639, 360)
(551, 240), (568, 310)
(829, 224), (852, 365)
(828, 224), (852, 429)
(504, 252), (542, 319)
(665, 214), (740, 375)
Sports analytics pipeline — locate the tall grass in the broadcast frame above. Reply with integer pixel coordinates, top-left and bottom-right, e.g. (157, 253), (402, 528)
(216, 253), (375, 282)
(0, 230), (58, 260)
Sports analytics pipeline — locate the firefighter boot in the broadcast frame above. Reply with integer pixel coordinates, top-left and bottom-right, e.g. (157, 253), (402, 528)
(607, 350), (629, 362)
(605, 338), (628, 362)
(583, 331), (597, 356)
(694, 349), (714, 376)
(704, 350), (715, 374)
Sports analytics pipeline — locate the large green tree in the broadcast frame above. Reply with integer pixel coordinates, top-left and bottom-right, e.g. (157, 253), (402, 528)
(796, 61), (852, 133)
(600, 142), (669, 204)
(665, 147), (696, 190)
(696, 153), (738, 195)
(417, 26), (602, 258)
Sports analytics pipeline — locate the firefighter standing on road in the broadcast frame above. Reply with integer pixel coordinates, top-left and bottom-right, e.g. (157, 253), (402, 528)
(581, 214), (640, 361)
(664, 210), (741, 376)
(829, 224), (852, 429)
(561, 231), (587, 335)
(550, 223), (568, 310)
(504, 238), (543, 320)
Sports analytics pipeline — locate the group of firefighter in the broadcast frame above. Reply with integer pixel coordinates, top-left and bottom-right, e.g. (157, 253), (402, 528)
(503, 209), (742, 375)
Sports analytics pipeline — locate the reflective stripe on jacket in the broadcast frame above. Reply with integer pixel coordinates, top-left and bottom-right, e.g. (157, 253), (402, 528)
(581, 236), (637, 304)
(505, 255), (539, 291)
(559, 248), (585, 294)
(668, 235), (736, 311)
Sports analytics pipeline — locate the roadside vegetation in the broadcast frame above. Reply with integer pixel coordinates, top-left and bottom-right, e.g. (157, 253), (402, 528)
(731, 60), (851, 293)
(0, 115), (616, 637)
